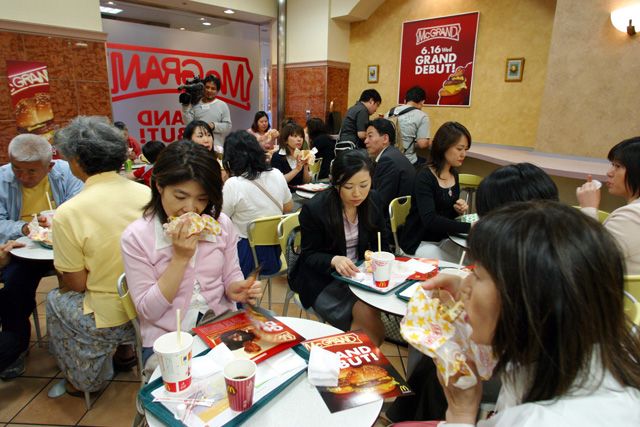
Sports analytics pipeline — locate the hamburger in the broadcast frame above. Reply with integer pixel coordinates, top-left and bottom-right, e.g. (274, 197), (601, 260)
(327, 365), (397, 395)
(438, 67), (467, 97)
(163, 212), (217, 237)
(293, 148), (316, 165)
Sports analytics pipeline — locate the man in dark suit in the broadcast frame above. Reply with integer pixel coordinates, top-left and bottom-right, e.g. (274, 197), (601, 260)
(364, 118), (416, 219)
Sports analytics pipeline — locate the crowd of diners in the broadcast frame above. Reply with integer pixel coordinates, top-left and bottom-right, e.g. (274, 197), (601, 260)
(1, 80), (639, 426)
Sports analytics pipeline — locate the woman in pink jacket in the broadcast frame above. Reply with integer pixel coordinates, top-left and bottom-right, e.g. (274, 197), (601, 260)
(121, 140), (261, 365)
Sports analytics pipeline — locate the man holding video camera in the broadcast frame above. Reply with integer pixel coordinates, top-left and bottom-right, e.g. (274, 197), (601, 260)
(180, 75), (232, 152)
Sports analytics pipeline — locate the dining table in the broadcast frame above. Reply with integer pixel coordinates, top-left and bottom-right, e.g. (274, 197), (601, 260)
(9, 236), (54, 261)
(448, 233), (469, 250)
(145, 316), (384, 427)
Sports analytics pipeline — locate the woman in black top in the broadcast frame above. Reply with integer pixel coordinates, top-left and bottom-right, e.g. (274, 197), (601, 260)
(270, 123), (311, 187)
(399, 122), (471, 259)
(306, 117), (335, 180)
(290, 150), (388, 345)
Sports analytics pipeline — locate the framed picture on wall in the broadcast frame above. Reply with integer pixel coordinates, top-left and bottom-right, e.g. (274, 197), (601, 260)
(505, 58), (525, 82)
(367, 64), (379, 83)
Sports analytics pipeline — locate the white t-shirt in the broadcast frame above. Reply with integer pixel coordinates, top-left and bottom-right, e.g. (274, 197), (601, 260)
(222, 169), (292, 238)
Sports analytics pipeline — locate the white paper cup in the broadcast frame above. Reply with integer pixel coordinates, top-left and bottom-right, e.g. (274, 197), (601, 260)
(439, 268), (471, 279)
(153, 331), (193, 393)
(39, 210), (56, 227)
(371, 251), (395, 288)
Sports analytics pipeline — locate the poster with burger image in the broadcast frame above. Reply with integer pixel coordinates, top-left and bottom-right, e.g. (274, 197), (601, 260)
(192, 307), (304, 364)
(301, 331), (412, 413)
(397, 12), (479, 107)
(7, 60), (58, 145)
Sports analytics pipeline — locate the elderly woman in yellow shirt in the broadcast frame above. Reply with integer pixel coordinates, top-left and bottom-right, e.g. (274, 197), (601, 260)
(46, 116), (151, 397)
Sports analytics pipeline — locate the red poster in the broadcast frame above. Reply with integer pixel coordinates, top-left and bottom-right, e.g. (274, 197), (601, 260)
(7, 60), (57, 138)
(398, 12), (480, 107)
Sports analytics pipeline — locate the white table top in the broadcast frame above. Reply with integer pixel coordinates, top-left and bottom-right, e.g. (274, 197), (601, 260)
(349, 260), (459, 316)
(9, 236), (54, 261)
(147, 317), (383, 427)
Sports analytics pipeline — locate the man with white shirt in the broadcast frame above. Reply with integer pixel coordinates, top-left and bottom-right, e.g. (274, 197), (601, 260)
(181, 75), (232, 152)
(386, 86), (431, 166)
(364, 118), (416, 219)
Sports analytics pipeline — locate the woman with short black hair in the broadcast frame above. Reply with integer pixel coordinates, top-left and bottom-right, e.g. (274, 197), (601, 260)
(271, 123), (311, 186)
(424, 201), (640, 425)
(577, 136), (640, 274)
(222, 130), (293, 277)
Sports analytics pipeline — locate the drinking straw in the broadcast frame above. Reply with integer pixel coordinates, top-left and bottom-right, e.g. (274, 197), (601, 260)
(45, 192), (53, 211)
(377, 232), (382, 253)
(176, 309), (182, 346)
(457, 251), (467, 270)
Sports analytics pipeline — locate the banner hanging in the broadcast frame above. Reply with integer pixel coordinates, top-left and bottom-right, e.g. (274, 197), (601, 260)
(398, 12), (480, 107)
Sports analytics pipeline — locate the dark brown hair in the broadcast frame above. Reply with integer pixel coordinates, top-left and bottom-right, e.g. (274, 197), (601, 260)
(278, 123), (305, 156)
(144, 140), (222, 223)
(428, 121), (471, 177)
(468, 200), (640, 403)
(608, 136), (640, 198)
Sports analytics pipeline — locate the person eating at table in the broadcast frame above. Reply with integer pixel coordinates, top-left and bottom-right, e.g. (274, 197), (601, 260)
(420, 201), (640, 425)
(398, 121), (471, 262)
(271, 123), (312, 187)
(0, 133), (82, 378)
(222, 130), (293, 278)
(46, 116), (150, 398)
(121, 140), (262, 368)
(290, 150), (388, 346)
(247, 110), (280, 154)
(577, 136), (640, 275)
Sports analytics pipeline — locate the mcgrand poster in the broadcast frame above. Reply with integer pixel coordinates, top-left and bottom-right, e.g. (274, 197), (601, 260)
(398, 12), (479, 107)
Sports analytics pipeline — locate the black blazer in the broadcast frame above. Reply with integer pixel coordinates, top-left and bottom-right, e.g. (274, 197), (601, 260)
(310, 134), (335, 180)
(399, 168), (470, 254)
(373, 146), (416, 218)
(290, 189), (390, 308)
(271, 151), (305, 186)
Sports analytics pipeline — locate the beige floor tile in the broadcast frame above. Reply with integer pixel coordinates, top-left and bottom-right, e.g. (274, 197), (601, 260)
(12, 380), (88, 425)
(36, 275), (59, 293)
(387, 356), (406, 380)
(29, 315), (48, 344)
(23, 343), (59, 378)
(261, 275), (290, 305)
(398, 344), (409, 357)
(0, 377), (50, 423)
(6, 424), (63, 426)
(77, 381), (139, 427)
(35, 292), (48, 306)
(113, 368), (143, 383)
(380, 341), (400, 358)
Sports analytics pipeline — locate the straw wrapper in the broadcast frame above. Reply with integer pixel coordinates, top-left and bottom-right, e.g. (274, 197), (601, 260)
(164, 212), (221, 239)
(400, 286), (496, 389)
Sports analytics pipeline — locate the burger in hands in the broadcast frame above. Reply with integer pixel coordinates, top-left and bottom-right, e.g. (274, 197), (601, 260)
(293, 148), (316, 165)
(163, 211), (218, 238)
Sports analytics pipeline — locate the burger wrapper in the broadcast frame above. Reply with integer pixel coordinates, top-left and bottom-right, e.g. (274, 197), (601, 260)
(163, 212), (221, 239)
(27, 214), (52, 244)
(400, 286), (496, 389)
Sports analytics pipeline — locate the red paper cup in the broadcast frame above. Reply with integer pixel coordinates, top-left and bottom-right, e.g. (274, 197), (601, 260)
(223, 359), (256, 412)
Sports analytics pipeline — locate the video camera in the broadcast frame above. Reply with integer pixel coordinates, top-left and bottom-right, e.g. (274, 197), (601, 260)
(178, 76), (204, 106)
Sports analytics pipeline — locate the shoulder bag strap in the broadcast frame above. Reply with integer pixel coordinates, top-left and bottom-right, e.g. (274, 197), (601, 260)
(249, 179), (283, 213)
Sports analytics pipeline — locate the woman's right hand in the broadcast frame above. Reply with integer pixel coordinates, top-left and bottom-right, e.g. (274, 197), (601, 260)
(331, 256), (360, 277)
(167, 219), (199, 261)
(576, 174), (601, 209)
(422, 271), (466, 300)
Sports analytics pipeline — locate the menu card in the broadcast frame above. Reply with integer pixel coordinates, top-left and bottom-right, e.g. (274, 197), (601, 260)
(193, 309), (304, 364)
(301, 331), (413, 413)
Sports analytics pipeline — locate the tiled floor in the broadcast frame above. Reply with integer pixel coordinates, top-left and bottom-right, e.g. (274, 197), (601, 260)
(1, 275), (409, 427)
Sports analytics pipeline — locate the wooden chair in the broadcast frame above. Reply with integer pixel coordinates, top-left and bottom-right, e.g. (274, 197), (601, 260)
(309, 158), (323, 182)
(247, 215), (288, 309)
(388, 196), (412, 255)
(458, 173), (483, 213)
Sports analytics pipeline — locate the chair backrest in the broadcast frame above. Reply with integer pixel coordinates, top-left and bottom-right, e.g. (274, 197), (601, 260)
(309, 158), (323, 182)
(277, 212), (301, 253)
(389, 196), (412, 255)
(458, 173), (483, 188)
(597, 209), (610, 223)
(247, 215), (286, 267)
(117, 273), (138, 321)
(624, 290), (640, 327)
(277, 213), (301, 284)
(625, 274), (640, 300)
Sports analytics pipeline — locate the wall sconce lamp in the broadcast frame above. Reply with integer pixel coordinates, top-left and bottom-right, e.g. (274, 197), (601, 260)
(611, 4), (640, 35)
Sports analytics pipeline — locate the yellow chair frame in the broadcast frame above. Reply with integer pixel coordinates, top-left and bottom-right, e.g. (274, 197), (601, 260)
(277, 213), (300, 316)
(309, 158), (323, 182)
(624, 290), (640, 328)
(389, 196), (412, 256)
(247, 215), (288, 309)
(458, 173), (483, 213)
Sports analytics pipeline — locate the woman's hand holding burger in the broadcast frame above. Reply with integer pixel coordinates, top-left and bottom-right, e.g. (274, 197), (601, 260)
(167, 218), (199, 262)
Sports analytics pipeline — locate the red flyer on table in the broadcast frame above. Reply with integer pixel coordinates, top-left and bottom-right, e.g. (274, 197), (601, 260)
(193, 309), (304, 364)
(301, 331), (413, 413)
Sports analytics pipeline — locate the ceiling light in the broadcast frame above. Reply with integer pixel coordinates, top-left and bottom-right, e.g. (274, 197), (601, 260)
(100, 6), (123, 14)
(180, 27), (185, 30)
(224, 9), (235, 14)
(107, 1), (114, 4)
(200, 17), (205, 20)
(611, 4), (640, 35)
(202, 22), (212, 26)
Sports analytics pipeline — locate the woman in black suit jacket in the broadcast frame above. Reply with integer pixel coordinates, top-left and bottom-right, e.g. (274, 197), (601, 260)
(290, 150), (389, 345)
(270, 123), (311, 187)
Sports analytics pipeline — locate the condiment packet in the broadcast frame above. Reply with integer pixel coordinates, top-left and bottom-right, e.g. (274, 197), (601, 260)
(400, 286), (496, 389)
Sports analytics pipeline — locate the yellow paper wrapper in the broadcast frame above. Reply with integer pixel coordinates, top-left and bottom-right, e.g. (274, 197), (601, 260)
(164, 212), (221, 239)
(400, 286), (496, 389)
